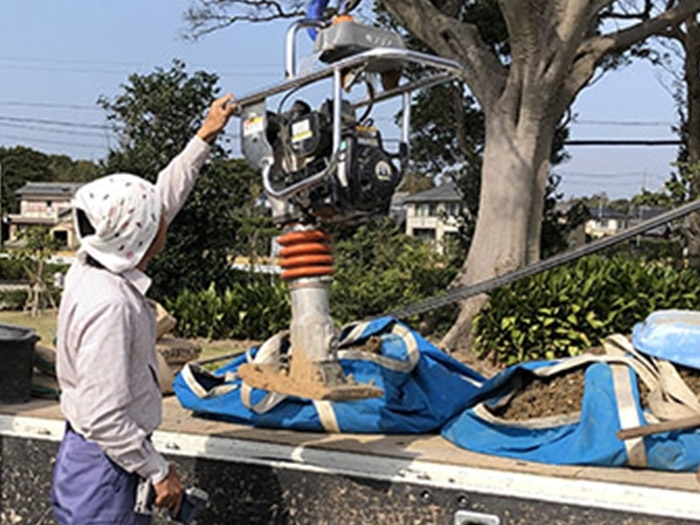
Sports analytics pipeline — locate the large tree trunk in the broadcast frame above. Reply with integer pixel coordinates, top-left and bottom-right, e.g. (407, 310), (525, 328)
(683, 13), (700, 267)
(441, 110), (554, 351)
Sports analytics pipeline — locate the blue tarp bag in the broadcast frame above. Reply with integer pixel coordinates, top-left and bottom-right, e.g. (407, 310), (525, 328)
(174, 317), (485, 433)
(632, 309), (700, 369)
(442, 334), (700, 472)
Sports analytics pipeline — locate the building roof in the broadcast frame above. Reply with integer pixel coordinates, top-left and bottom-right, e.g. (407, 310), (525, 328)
(16, 182), (83, 197)
(588, 207), (628, 220)
(634, 206), (670, 221)
(402, 182), (462, 204)
(587, 206), (671, 221)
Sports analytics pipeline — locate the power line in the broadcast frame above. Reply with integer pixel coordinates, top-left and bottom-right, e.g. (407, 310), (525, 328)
(558, 172), (657, 181)
(573, 119), (675, 127)
(0, 114), (239, 140)
(562, 179), (659, 187)
(0, 103), (683, 133)
(560, 173), (668, 182)
(559, 170), (646, 177)
(0, 56), (148, 67)
(0, 55), (280, 69)
(0, 115), (110, 130)
(0, 64), (142, 76)
(566, 139), (681, 146)
(384, 136), (680, 147)
(0, 121), (113, 138)
(0, 100), (101, 111)
(3, 106), (671, 127)
(0, 64), (281, 78)
(0, 132), (108, 149)
(562, 176), (648, 182)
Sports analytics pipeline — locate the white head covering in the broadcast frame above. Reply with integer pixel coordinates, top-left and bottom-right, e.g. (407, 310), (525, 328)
(73, 174), (162, 274)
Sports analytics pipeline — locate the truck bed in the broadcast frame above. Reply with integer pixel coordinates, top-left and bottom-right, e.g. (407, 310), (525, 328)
(1, 397), (699, 524)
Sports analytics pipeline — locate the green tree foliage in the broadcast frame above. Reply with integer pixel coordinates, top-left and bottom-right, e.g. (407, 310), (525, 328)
(444, 166), (586, 261)
(330, 217), (457, 324)
(663, 162), (700, 206)
(98, 60), (273, 299)
(569, 193), (637, 220)
(540, 176), (591, 259)
(0, 146), (101, 214)
(48, 155), (101, 183)
(628, 189), (672, 208)
(100, 59), (225, 170)
(228, 168), (278, 262)
(153, 156), (276, 298)
(0, 257), (29, 281)
(185, 0), (700, 352)
(399, 171), (434, 194)
(0, 146), (53, 213)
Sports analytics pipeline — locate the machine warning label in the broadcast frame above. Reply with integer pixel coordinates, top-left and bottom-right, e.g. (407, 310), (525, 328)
(291, 119), (313, 143)
(243, 116), (265, 136)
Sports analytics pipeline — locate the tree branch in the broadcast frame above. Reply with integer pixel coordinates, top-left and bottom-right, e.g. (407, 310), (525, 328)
(185, 0), (305, 38)
(383, 0), (507, 110)
(586, 0), (700, 58)
(599, 0), (653, 20)
(559, 0), (700, 116)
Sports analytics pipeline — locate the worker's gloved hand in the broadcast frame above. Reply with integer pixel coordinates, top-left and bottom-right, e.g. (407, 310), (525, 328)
(196, 93), (238, 143)
(153, 464), (184, 517)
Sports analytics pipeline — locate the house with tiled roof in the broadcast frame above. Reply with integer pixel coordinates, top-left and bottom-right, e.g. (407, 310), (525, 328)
(584, 207), (629, 239)
(403, 182), (463, 254)
(7, 182), (83, 248)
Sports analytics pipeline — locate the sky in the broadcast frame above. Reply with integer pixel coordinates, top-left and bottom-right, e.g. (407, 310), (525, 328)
(0, 1), (683, 201)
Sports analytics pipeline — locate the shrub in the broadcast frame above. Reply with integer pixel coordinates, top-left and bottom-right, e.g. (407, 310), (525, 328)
(229, 272), (291, 340)
(164, 271), (290, 341)
(473, 255), (700, 365)
(0, 257), (29, 281)
(330, 220), (457, 326)
(0, 290), (28, 310)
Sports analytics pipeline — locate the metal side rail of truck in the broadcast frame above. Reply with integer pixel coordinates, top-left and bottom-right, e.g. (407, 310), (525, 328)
(1, 396), (699, 525)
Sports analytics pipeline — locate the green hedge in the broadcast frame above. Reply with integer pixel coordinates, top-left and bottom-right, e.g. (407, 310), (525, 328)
(163, 221), (459, 341)
(0, 290), (28, 310)
(164, 272), (290, 341)
(0, 257), (28, 281)
(473, 255), (700, 364)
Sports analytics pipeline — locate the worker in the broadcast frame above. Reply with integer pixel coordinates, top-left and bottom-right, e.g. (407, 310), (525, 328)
(51, 93), (237, 524)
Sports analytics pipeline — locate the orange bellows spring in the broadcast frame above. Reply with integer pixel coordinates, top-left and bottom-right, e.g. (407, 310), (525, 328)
(278, 229), (334, 280)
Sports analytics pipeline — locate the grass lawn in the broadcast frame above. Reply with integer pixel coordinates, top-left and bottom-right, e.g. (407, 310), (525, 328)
(0, 309), (251, 363)
(0, 309), (58, 346)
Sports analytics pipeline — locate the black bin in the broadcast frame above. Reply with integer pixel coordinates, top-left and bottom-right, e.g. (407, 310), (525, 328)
(0, 323), (40, 404)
